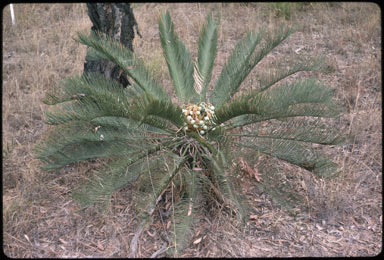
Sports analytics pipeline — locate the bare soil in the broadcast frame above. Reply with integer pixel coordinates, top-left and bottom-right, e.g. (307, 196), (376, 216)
(2, 3), (382, 257)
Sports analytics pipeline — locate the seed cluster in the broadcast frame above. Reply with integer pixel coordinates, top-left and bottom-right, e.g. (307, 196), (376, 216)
(182, 102), (216, 135)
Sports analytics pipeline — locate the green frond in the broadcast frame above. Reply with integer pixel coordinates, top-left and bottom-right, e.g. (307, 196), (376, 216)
(253, 160), (307, 211)
(256, 55), (327, 92)
(43, 73), (135, 106)
(205, 150), (249, 225)
(159, 10), (198, 104)
(37, 100), (181, 170)
(237, 137), (340, 178)
(249, 24), (296, 72)
(89, 116), (172, 135)
(168, 168), (203, 257)
(210, 24), (295, 107)
(233, 119), (345, 145)
(34, 124), (125, 169)
(138, 155), (188, 217)
(135, 94), (184, 128)
(209, 30), (263, 107)
(43, 73), (135, 126)
(197, 13), (219, 101)
(76, 32), (170, 101)
(261, 77), (340, 112)
(34, 118), (171, 171)
(72, 144), (185, 209)
(213, 90), (263, 126)
(44, 74), (183, 131)
(37, 141), (115, 171)
(44, 93), (130, 125)
(103, 136), (186, 166)
(72, 154), (160, 209)
(215, 78), (343, 126)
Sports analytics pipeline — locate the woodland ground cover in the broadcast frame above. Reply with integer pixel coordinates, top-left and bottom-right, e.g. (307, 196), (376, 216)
(3, 3), (381, 257)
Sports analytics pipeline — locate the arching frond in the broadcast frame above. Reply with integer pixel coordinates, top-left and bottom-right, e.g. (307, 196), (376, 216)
(210, 24), (296, 107)
(209, 30), (263, 107)
(139, 155), (188, 217)
(89, 116), (172, 135)
(44, 73), (183, 131)
(252, 159), (307, 212)
(34, 120), (148, 169)
(167, 168), (203, 257)
(72, 141), (185, 208)
(76, 32), (170, 101)
(135, 94), (184, 128)
(233, 119), (345, 146)
(72, 154), (161, 209)
(204, 150), (249, 225)
(43, 73), (137, 106)
(44, 94), (129, 126)
(215, 78), (343, 126)
(255, 55), (328, 92)
(197, 13), (219, 101)
(193, 62), (203, 95)
(236, 138), (340, 178)
(159, 10), (198, 104)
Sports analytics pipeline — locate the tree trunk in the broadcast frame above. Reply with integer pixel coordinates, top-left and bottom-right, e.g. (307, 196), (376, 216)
(83, 3), (140, 87)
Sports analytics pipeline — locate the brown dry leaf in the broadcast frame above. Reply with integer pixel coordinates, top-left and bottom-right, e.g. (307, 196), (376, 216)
(96, 240), (104, 251)
(251, 165), (262, 182)
(59, 238), (68, 245)
(238, 157), (262, 182)
(193, 237), (202, 244)
(24, 234), (31, 243)
(243, 178), (251, 193)
(146, 229), (156, 237)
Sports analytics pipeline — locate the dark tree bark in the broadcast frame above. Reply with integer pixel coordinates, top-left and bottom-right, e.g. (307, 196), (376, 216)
(84, 3), (141, 87)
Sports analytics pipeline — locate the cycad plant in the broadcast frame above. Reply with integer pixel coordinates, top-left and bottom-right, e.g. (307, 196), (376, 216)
(36, 10), (344, 256)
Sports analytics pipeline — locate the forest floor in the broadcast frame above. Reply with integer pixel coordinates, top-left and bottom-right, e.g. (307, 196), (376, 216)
(3, 3), (382, 257)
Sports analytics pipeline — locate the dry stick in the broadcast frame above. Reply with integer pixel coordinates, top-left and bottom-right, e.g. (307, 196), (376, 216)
(128, 219), (147, 258)
(150, 242), (167, 258)
(149, 208), (169, 258)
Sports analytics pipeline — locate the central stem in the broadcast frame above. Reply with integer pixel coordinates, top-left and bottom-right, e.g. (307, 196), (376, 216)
(186, 131), (217, 155)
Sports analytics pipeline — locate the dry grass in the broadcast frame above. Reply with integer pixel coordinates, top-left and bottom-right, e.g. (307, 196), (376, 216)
(2, 3), (381, 257)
